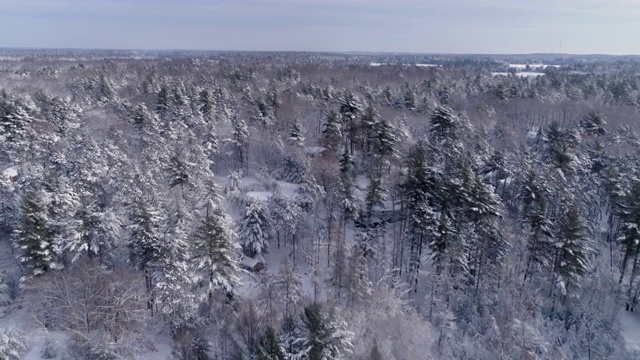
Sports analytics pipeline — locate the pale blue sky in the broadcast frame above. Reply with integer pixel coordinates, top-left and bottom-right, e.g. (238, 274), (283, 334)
(0, 0), (638, 54)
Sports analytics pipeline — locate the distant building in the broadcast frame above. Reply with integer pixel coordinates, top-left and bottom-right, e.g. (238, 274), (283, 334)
(2, 167), (18, 182)
(240, 257), (265, 273)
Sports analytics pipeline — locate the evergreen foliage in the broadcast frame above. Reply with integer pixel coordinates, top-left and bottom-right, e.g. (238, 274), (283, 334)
(192, 205), (241, 302)
(13, 188), (56, 276)
(238, 200), (271, 258)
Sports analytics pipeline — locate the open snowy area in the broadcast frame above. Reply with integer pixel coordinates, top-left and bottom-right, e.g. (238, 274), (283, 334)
(1, 50), (640, 359)
(492, 71), (546, 77)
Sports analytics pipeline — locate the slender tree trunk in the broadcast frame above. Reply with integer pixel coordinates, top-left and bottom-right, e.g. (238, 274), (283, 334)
(475, 250), (483, 296)
(414, 235), (424, 293)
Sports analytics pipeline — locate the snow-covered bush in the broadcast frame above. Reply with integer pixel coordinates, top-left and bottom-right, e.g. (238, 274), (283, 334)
(0, 325), (29, 360)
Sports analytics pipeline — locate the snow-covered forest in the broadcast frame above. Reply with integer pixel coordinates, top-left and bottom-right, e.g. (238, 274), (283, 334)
(1, 49), (640, 359)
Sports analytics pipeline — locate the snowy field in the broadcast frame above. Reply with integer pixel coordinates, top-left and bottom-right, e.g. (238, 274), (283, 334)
(508, 63), (561, 70)
(370, 62), (441, 67)
(492, 71), (546, 77)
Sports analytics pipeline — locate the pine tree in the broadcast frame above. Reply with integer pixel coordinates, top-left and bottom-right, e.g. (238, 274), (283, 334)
(295, 175), (323, 213)
(130, 103), (159, 150)
(282, 304), (354, 360)
(231, 116), (249, 169)
(360, 104), (378, 152)
(192, 206), (241, 306)
(41, 172), (81, 262)
(280, 315), (307, 359)
(266, 81), (281, 114)
(402, 142), (437, 288)
(346, 244), (371, 308)
(464, 168), (506, 293)
(70, 200), (121, 262)
(554, 207), (591, 295)
(481, 150), (511, 191)
(167, 150), (193, 192)
(340, 92), (362, 153)
(520, 170), (554, 283)
(288, 120), (305, 147)
(224, 170), (244, 207)
(403, 83), (416, 110)
(268, 189), (301, 250)
(0, 326), (28, 360)
(128, 197), (166, 312)
(237, 200), (271, 258)
(156, 86), (172, 118)
(154, 203), (197, 325)
(41, 96), (82, 136)
(371, 118), (398, 162)
(364, 174), (385, 219)
(429, 105), (464, 144)
(257, 326), (285, 360)
(128, 198), (163, 276)
(330, 225), (349, 300)
(276, 258), (303, 317)
(0, 97), (32, 155)
(97, 74), (115, 102)
(0, 272), (11, 313)
(199, 89), (215, 123)
(13, 188), (55, 276)
(304, 304), (327, 360)
(614, 179), (640, 286)
(321, 110), (342, 150)
(580, 111), (606, 136)
(368, 340), (383, 360)
(339, 148), (358, 221)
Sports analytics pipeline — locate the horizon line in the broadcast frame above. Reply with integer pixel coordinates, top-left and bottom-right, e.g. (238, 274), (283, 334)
(0, 47), (639, 58)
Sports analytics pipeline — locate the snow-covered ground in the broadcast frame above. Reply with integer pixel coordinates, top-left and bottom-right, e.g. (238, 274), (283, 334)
(370, 63), (441, 67)
(508, 64), (560, 70)
(492, 71), (546, 77)
(620, 310), (640, 353)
